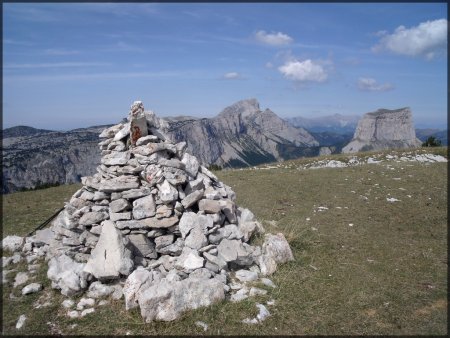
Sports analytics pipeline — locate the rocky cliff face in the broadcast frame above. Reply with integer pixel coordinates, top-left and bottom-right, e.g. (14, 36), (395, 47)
(2, 99), (319, 193)
(2, 128), (106, 194)
(163, 99), (319, 168)
(342, 107), (422, 153)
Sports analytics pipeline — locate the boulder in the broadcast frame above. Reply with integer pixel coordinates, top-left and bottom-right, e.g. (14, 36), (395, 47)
(138, 276), (225, 322)
(123, 268), (162, 310)
(2, 235), (24, 252)
(47, 254), (88, 296)
(83, 221), (134, 279)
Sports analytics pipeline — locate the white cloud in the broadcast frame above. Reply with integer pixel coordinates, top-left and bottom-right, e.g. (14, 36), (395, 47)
(372, 19), (447, 59)
(278, 59), (328, 83)
(223, 72), (241, 80)
(358, 77), (394, 92)
(255, 30), (293, 46)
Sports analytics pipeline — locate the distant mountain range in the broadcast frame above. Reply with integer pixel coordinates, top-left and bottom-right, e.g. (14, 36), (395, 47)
(285, 113), (361, 134)
(2, 100), (446, 194)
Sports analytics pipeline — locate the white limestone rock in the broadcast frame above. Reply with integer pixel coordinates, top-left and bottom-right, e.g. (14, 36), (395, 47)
(13, 272), (29, 288)
(16, 315), (27, 329)
(79, 211), (109, 226)
(77, 297), (95, 310)
(235, 269), (258, 282)
(181, 153), (199, 177)
(185, 227), (208, 250)
(83, 220), (134, 279)
(81, 308), (96, 317)
(86, 281), (115, 299)
(116, 216), (179, 230)
(109, 198), (131, 213)
(22, 283), (42, 295)
(263, 233), (294, 264)
(2, 235), (24, 252)
(123, 268), (162, 310)
(175, 247), (204, 272)
(128, 234), (157, 259)
(132, 195), (156, 219)
(181, 189), (204, 209)
(47, 254), (88, 296)
(138, 276), (225, 322)
(159, 180), (178, 203)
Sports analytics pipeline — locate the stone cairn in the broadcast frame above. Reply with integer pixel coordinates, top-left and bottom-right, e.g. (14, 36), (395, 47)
(4, 101), (294, 322)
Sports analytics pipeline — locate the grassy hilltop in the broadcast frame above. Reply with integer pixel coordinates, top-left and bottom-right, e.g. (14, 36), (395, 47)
(2, 147), (447, 335)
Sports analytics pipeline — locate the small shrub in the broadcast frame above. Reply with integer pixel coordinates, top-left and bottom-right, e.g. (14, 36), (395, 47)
(422, 136), (442, 147)
(208, 164), (222, 171)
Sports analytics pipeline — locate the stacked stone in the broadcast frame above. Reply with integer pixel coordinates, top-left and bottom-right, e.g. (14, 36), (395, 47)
(17, 101), (293, 322)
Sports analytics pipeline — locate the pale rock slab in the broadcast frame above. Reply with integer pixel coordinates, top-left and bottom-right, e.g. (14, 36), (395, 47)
(22, 283), (43, 295)
(109, 198), (130, 213)
(86, 281), (115, 298)
(132, 195), (156, 219)
(123, 268), (162, 310)
(84, 221), (134, 279)
(128, 234), (157, 258)
(79, 212), (109, 226)
(185, 227), (208, 250)
(116, 216), (179, 230)
(155, 235), (174, 250)
(136, 135), (159, 146)
(76, 297), (95, 310)
(175, 247), (204, 272)
(13, 272), (29, 288)
(198, 199), (221, 213)
(97, 175), (140, 193)
(138, 276), (225, 322)
(249, 287), (267, 296)
(181, 153), (199, 177)
(235, 269), (258, 282)
(62, 299), (75, 309)
(47, 254), (88, 296)
(2, 235), (24, 252)
(110, 212), (132, 221)
(16, 315), (27, 329)
(181, 189), (204, 209)
(101, 151), (131, 166)
(81, 308), (96, 317)
(263, 233), (294, 264)
(159, 180), (178, 203)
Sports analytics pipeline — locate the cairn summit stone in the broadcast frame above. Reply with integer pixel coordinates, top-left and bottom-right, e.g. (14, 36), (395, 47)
(20, 100), (293, 322)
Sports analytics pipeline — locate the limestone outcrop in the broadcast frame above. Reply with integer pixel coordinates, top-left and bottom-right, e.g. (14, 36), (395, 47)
(14, 101), (294, 322)
(342, 107), (422, 153)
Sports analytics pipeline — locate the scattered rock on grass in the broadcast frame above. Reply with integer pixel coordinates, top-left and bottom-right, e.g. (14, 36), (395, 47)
(22, 283), (42, 295)
(16, 315), (27, 329)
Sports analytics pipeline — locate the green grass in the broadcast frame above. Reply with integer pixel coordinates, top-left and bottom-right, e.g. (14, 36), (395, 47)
(2, 148), (447, 335)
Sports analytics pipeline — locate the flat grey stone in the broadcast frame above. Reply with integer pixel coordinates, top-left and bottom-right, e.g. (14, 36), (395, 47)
(235, 269), (258, 282)
(116, 216), (179, 230)
(79, 212), (109, 226)
(109, 198), (131, 213)
(2, 236), (24, 252)
(181, 189), (204, 209)
(132, 195), (156, 219)
(128, 234), (157, 259)
(22, 283), (42, 295)
(84, 221), (134, 279)
(110, 212), (132, 221)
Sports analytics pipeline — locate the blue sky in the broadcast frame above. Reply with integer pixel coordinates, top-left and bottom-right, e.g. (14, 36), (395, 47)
(3, 3), (448, 130)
